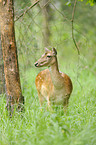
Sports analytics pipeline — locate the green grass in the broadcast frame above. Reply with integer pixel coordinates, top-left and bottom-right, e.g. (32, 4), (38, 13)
(0, 58), (96, 145)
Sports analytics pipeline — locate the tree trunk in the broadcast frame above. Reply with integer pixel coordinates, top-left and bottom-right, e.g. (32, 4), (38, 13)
(40, 0), (50, 47)
(0, 35), (5, 94)
(0, 0), (24, 115)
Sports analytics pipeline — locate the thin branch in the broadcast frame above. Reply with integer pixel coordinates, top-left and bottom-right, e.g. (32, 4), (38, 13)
(71, 0), (80, 55)
(50, 2), (71, 22)
(14, 1), (40, 22)
(34, 0), (51, 19)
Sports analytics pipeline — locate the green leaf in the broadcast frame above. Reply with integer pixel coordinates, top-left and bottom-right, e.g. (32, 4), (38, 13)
(65, 1), (71, 6)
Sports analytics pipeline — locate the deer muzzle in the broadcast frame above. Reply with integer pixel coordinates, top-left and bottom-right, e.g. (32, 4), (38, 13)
(34, 62), (38, 67)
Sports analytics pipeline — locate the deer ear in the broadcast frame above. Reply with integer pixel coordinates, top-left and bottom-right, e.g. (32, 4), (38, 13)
(45, 47), (49, 53)
(52, 47), (57, 55)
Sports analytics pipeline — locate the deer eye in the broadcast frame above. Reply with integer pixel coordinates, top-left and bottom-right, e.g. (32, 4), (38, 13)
(47, 55), (51, 58)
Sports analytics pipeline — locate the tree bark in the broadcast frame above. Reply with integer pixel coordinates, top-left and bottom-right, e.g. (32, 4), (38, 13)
(0, 35), (5, 94)
(40, 0), (50, 47)
(0, 0), (24, 115)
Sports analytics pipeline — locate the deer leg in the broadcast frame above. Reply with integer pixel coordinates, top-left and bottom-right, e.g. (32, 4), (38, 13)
(45, 95), (52, 111)
(63, 95), (70, 113)
(47, 95), (50, 107)
(37, 91), (45, 107)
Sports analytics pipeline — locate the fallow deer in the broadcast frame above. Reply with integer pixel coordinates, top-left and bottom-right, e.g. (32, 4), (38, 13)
(35, 48), (73, 110)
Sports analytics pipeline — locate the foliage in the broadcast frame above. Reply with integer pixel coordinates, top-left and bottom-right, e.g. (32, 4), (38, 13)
(66, 0), (95, 6)
(0, 0), (96, 144)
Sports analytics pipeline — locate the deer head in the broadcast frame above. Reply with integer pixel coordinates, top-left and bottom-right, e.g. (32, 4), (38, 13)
(35, 48), (57, 67)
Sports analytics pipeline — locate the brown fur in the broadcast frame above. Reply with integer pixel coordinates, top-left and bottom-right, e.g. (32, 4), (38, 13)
(35, 48), (73, 109)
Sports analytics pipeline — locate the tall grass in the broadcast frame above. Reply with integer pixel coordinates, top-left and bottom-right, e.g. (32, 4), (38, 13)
(0, 56), (96, 145)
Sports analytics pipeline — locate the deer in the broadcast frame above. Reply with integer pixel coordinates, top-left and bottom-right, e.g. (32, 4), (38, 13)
(34, 48), (73, 110)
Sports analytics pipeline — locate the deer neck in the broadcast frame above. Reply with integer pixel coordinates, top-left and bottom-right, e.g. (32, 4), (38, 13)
(49, 57), (64, 89)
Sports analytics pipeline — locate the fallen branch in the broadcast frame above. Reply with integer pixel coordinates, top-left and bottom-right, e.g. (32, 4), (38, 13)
(71, 0), (80, 55)
(14, 0), (39, 22)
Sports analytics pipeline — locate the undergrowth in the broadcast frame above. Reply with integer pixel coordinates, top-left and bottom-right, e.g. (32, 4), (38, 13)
(0, 58), (96, 145)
